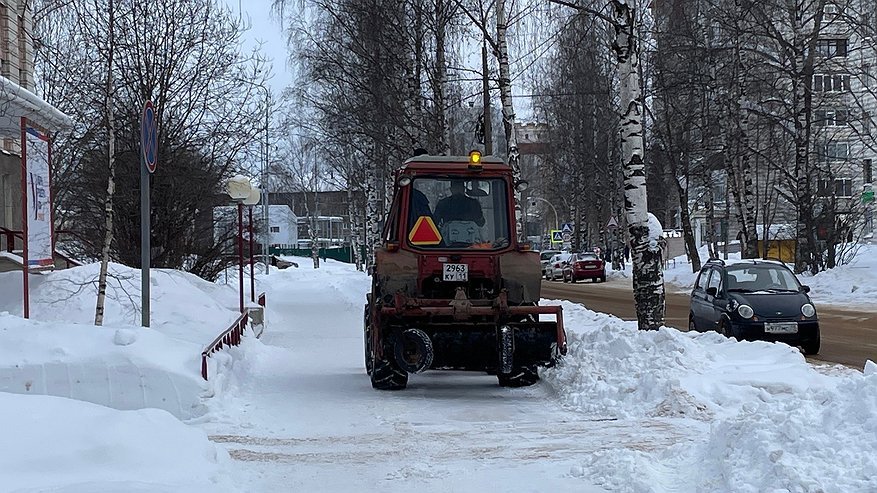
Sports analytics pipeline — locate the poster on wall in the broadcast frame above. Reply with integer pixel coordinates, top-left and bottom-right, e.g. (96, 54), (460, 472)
(22, 122), (53, 268)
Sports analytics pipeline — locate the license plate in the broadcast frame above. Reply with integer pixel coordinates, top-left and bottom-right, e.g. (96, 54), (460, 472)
(765, 322), (798, 334)
(442, 263), (468, 282)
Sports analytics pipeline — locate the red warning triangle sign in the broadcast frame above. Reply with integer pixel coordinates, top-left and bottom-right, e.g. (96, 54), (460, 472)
(408, 216), (442, 245)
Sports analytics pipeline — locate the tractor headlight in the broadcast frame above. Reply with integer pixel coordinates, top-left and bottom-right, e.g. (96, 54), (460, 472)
(802, 303), (816, 318)
(737, 304), (754, 319)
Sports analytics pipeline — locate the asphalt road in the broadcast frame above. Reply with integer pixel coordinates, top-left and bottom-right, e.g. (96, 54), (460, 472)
(542, 277), (876, 369)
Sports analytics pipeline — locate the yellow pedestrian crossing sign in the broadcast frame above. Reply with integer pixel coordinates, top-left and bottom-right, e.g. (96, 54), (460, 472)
(550, 230), (563, 244)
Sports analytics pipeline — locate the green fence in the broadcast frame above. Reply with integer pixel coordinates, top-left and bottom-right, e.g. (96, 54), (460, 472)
(270, 246), (364, 264)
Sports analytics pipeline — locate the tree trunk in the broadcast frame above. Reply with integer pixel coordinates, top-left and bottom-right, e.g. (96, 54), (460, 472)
(792, 0), (827, 274)
(95, 0), (116, 327)
(434, 0), (450, 154)
(611, 0), (664, 330)
(675, 177), (701, 272)
(495, 0), (523, 241)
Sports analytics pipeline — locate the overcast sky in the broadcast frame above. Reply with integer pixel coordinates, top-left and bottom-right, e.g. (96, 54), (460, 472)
(224, 0), (293, 95)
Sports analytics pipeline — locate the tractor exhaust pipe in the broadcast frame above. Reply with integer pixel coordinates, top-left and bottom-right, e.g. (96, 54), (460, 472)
(394, 328), (434, 373)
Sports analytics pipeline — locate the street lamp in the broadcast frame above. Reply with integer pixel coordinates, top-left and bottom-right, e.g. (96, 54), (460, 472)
(226, 175), (253, 313)
(241, 80), (271, 275)
(530, 196), (559, 231)
(243, 186), (260, 303)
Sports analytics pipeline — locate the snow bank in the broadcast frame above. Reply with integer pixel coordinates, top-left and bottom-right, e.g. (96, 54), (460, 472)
(543, 301), (877, 492)
(0, 392), (236, 493)
(0, 262), (241, 345)
(0, 313), (209, 419)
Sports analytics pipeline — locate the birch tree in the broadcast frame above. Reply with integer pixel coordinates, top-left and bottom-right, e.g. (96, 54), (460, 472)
(550, 0), (665, 329)
(91, 0), (116, 326)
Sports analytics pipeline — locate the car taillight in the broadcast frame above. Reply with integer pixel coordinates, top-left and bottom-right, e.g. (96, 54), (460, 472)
(576, 262), (585, 268)
(554, 263), (560, 268)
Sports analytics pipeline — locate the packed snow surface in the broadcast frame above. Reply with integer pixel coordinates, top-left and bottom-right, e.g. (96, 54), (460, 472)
(1, 257), (875, 491)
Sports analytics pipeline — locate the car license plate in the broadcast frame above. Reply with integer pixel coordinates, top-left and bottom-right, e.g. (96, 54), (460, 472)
(443, 263), (468, 282)
(764, 322), (798, 334)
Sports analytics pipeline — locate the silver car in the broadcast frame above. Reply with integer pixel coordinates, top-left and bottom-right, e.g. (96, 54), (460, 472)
(544, 252), (572, 281)
(540, 250), (561, 276)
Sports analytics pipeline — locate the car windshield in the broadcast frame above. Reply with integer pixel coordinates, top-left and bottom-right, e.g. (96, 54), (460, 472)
(577, 253), (598, 260)
(407, 177), (510, 250)
(540, 251), (558, 261)
(725, 264), (801, 292)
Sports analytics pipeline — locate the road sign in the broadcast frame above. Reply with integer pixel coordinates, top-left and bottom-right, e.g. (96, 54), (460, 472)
(141, 101), (157, 173)
(550, 230), (563, 243)
(562, 223), (574, 233)
(606, 216), (619, 230)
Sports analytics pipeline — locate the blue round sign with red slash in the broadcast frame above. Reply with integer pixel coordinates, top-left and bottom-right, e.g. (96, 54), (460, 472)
(141, 101), (157, 173)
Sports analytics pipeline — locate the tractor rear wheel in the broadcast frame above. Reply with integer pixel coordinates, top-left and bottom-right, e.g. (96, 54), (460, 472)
(371, 351), (408, 390)
(498, 365), (539, 387)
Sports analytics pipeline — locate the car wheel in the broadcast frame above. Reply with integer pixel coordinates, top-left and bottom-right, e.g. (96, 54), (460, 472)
(563, 273), (569, 283)
(599, 276), (606, 283)
(688, 314), (698, 332)
(802, 330), (821, 355)
(570, 275), (576, 284)
(718, 319), (731, 338)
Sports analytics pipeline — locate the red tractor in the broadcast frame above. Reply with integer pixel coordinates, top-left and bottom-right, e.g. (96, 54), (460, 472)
(365, 152), (567, 390)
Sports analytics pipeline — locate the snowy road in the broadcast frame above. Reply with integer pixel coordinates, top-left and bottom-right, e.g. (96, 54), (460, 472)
(200, 261), (876, 492)
(202, 265), (695, 491)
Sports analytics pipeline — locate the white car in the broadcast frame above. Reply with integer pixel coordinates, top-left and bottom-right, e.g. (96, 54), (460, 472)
(539, 250), (561, 276)
(544, 252), (572, 281)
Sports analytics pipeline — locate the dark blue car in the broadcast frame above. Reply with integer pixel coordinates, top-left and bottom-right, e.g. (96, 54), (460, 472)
(689, 259), (820, 355)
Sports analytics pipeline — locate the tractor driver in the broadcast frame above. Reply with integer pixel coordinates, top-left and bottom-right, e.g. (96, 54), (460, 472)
(434, 180), (485, 227)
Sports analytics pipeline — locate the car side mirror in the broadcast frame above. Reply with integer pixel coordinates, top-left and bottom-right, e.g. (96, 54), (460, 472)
(706, 287), (718, 297)
(800, 285), (810, 293)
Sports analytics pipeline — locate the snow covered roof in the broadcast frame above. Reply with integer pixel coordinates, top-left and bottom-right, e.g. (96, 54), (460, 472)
(0, 76), (73, 136)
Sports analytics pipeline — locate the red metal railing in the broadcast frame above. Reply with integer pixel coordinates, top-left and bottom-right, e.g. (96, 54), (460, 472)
(201, 311), (248, 380)
(201, 291), (267, 380)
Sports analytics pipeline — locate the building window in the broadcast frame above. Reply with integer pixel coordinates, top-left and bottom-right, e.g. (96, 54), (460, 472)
(822, 142), (850, 160)
(865, 159), (873, 183)
(815, 108), (848, 126)
(816, 39), (848, 58)
(270, 226), (280, 233)
(17, 15), (26, 88)
(820, 178), (853, 197)
(814, 73), (851, 92)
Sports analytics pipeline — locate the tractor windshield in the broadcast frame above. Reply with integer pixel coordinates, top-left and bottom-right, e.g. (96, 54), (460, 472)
(407, 177), (511, 250)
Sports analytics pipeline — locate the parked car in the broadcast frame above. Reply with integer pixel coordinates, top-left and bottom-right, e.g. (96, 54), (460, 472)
(562, 252), (606, 283)
(544, 252), (572, 281)
(539, 250), (561, 276)
(688, 259), (820, 354)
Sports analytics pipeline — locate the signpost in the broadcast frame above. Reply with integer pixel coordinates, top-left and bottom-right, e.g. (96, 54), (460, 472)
(141, 101), (157, 327)
(550, 229), (563, 246)
(20, 119), (55, 319)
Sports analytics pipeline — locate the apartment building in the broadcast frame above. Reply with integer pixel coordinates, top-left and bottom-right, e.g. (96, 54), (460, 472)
(0, 0), (71, 267)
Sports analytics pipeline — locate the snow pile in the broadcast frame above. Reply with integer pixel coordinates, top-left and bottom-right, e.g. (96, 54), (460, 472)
(0, 262), (241, 344)
(647, 212), (664, 251)
(0, 392), (236, 493)
(542, 301), (877, 492)
(0, 313), (209, 419)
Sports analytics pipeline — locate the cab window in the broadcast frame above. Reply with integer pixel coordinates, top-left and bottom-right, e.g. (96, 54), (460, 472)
(407, 177), (510, 250)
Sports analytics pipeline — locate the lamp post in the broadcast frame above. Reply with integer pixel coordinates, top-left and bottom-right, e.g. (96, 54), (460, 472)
(226, 175), (253, 313)
(530, 196), (559, 231)
(243, 187), (260, 303)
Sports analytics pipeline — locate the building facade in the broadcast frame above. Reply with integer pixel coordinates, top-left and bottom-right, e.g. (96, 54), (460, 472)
(0, 1), (71, 271)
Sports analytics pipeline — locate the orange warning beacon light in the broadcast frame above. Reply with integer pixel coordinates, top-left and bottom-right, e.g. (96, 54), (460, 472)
(408, 216), (442, 246)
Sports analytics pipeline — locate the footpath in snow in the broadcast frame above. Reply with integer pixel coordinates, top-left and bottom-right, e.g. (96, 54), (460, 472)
(0, 256), (875, 492)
